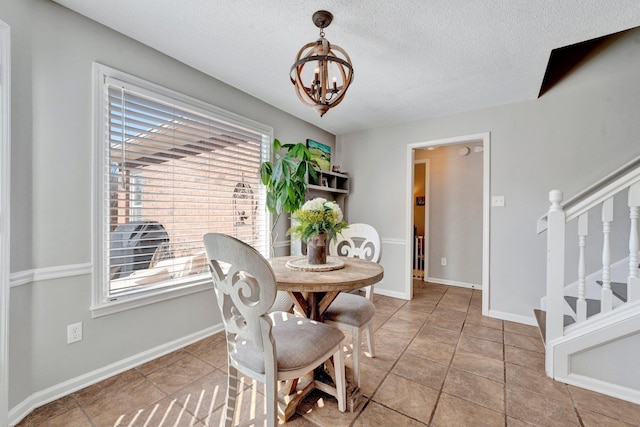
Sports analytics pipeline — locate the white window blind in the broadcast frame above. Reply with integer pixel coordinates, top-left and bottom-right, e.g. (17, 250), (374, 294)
(93, 64), (271, 312)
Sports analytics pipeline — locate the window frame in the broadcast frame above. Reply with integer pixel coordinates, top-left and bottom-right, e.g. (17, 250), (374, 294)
(91, 63), (273, 317)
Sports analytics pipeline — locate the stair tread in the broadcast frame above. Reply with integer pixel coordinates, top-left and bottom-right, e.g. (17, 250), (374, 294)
(595, 280), (628, 302)
(564, 315), (575, 327)
(533, 309), (575, 345)
(564, 296), (601, 317)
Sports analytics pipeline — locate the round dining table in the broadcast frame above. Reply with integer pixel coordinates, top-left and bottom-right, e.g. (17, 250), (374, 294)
(268, 255), (384, 321)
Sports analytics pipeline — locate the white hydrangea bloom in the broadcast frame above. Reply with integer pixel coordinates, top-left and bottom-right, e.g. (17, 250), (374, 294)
(325, 201), (343, 222)
(302, 197), (327, 211)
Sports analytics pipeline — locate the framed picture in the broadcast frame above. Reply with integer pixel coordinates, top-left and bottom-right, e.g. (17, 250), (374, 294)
(416, 196), (425, 206)
(320, 177), (329, 187)
(306, 139), (331, 171)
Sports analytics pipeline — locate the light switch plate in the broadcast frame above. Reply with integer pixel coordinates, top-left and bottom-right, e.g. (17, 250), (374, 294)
(492, 196), (505, 207)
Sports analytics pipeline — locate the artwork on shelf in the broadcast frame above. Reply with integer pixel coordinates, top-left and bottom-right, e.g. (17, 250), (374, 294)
(320, 177), (329, 187)
(307, 139), (331, 171)
(416, 196), (425, 206)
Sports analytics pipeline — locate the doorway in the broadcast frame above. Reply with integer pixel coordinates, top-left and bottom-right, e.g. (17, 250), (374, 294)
(405, 133), (491, 315)
(412, 160), (429, 280)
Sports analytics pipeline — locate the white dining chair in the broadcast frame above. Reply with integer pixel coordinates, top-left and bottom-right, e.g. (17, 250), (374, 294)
(203, 233), (346, 426)
(325, 223), (381, 387)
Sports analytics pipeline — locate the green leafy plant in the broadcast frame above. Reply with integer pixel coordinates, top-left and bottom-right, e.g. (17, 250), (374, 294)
(260, 139), (318, 248)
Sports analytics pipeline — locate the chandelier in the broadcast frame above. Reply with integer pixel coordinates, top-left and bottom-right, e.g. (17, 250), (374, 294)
(290, 10), (354, 117)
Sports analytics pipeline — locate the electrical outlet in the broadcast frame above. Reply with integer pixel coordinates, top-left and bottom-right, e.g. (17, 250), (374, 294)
(441, 257), (447, 266)
(67, 322), (82, 344)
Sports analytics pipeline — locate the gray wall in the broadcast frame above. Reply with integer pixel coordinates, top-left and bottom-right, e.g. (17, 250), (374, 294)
(3, 0), (334, 409)
(416, 143), (483, 286)
(337, 28), (640, 320)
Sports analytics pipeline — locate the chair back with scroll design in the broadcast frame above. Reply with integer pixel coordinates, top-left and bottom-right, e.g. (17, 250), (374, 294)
(329, 223), (382, 298)
(204, 233), (277, 356)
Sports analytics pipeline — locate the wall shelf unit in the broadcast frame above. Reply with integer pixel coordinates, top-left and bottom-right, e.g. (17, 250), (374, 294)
(308, 169), (350, 195)
(291, 169), (350, 256)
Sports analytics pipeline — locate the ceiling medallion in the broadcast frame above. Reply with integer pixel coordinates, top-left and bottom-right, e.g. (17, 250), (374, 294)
(290, 10), (354, 117)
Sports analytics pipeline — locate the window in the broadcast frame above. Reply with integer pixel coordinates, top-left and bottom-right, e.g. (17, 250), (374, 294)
(92, 63), (271, 316)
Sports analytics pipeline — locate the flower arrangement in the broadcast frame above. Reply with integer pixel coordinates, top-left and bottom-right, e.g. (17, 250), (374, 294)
(288, 197), (348, 242)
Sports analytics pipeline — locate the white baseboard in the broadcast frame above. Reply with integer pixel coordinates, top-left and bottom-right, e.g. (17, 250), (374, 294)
(374, 287), (410, 300)
(559, 373), (640, 405)
(488, 309), (537, 326)
(426, 277), (482, 290)
(9, 324), (224, 426)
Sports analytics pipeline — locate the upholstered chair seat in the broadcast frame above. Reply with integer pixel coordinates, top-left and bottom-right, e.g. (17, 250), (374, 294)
(232, 311), (345, 374)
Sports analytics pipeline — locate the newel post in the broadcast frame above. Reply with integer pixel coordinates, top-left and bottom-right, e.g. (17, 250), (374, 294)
(546, 190), (565, 344)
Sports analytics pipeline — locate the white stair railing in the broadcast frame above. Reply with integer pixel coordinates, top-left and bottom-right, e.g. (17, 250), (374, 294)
(601, 197), (613, 313)
(540, 157), (640, 343)
(629, 182), (640, 301)
(576, 213), (588, 322)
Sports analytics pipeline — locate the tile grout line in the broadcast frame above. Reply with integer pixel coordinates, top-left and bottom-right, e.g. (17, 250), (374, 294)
(351, 294), (426, 426)
(428, 288), (508, 425)
(360, 284), (448, 426)
(425, 284), (472, 426)
(72, 393), (97, 427)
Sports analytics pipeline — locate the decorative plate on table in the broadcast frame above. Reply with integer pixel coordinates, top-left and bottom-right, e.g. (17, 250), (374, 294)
(285, 256), (345, 272)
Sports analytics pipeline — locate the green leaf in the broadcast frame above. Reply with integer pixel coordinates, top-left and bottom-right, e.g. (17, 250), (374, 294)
(308, 166), (318, 182)
(282, 162), (291, 181)
(259, 138), (316, 217)
(260, 162), (272, 185)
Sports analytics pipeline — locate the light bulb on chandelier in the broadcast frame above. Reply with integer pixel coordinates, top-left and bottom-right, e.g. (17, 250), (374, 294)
(290, 10), (354, 117)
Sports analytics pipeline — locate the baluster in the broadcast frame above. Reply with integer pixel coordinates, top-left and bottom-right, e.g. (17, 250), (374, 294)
(576, 213), (588, 322)
(601, 197), (614, 312)
(629, 182), (640, 301)
(546, 190), (565, 345)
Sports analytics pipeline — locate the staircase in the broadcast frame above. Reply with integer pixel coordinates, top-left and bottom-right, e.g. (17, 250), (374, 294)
(536, 155), (640, 404)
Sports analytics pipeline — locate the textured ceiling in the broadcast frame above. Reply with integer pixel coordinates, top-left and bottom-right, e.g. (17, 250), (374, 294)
(52, 0), (640, 135)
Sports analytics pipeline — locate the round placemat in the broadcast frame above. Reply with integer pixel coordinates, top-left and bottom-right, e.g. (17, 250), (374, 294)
(285, 256), (345, 272)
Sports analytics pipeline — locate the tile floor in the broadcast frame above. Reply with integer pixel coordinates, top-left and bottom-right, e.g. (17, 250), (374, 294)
(16, 281), (640, 426)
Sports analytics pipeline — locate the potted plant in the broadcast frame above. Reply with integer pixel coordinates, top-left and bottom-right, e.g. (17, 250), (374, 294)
(288, 197), (348, 264)
(260, 138), (318, 255)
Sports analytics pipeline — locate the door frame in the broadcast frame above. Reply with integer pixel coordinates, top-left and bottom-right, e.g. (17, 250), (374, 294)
(405, 132), (491, 315)
(412, 159), (430, 279)
(0, 19), (11, 427)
